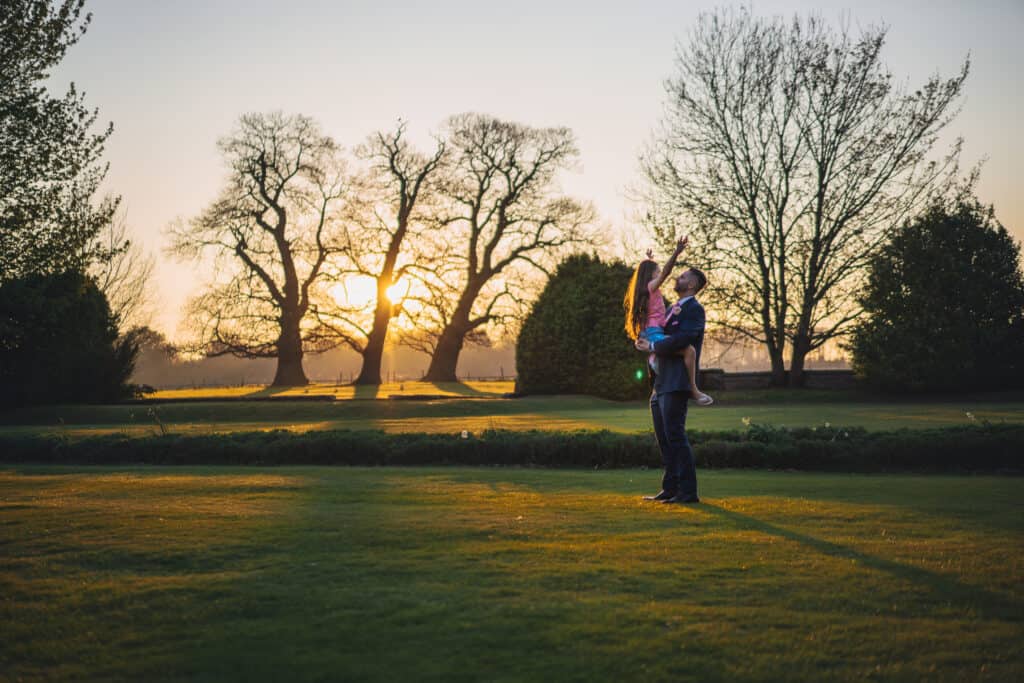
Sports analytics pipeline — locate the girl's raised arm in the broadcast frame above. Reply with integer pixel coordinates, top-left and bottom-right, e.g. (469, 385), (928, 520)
(650, 236), (688, 290)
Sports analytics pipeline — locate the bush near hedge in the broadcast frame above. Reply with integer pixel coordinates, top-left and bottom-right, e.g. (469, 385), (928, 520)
(516, 254), (650, 401)
(1, 424), (1021, 473)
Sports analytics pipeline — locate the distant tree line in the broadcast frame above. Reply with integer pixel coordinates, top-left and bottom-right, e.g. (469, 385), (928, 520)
(169, 112), (596, 386)
(4, 0), (1022, 404)
(516, 196), (1024, 398)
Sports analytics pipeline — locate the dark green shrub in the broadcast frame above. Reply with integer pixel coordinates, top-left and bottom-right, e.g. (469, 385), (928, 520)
(516, 254), (649, 400)
(0, 270), (140, 406)
(849, 198), (1024, 392)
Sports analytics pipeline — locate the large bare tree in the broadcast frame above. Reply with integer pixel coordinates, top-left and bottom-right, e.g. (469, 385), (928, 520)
(409, 113), (595, 382)
(641, 9), (968, 386)
(169, 112), (347, 386)
(312, 122), (446, 385)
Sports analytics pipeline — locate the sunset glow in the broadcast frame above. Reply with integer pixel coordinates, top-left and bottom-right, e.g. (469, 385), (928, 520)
(44, 1), (1022, 342)
(385, 279), (409, 305)
(331, 277), (377, 309)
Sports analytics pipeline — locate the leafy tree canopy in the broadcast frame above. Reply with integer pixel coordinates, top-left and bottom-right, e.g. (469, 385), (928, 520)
(517, 254), (649, 400)
(0, 0), (118, 281)
(848, 198), (1024, 392)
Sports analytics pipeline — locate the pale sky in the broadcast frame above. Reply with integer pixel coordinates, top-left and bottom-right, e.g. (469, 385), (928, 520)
(52, 0), (1024, 338)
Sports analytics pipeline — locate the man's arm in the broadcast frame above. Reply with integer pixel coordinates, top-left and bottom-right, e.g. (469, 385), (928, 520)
(651, 305), (705, 356)
(651, 330), (701, 356)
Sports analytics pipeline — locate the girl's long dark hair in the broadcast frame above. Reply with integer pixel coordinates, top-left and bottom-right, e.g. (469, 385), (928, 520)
(623, 260), (659, 341)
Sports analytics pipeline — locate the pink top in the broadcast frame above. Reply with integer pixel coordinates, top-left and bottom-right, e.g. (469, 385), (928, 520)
(646, 281), (667, 328)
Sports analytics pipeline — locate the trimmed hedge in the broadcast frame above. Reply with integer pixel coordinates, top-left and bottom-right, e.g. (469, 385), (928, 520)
(1, 424), (1022, 473)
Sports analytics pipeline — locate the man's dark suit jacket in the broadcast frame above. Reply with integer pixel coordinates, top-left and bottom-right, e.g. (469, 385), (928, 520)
(650, 297), (705, 395)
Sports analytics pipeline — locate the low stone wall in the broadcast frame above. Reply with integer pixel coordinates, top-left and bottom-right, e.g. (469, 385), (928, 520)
(700, 369), (857, 390)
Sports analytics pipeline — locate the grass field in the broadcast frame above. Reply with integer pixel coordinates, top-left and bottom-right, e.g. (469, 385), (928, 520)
(1, 466), (1020, 681)
(2, 384), (1023, 439)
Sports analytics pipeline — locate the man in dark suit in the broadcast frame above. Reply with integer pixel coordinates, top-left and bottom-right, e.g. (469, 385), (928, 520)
(635, 267), (708, 504)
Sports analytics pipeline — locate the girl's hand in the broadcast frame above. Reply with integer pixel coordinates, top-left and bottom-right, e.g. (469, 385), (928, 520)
(676, 235), (689, 252)
(645, 248), (653, 260)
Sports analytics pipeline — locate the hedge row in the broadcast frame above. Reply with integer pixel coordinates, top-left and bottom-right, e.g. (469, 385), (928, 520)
(1, 424), (1022, 472)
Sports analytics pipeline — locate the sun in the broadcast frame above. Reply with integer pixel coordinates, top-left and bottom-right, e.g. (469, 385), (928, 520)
(331, 276), (377, 308)
(385, 279), (409, 304)
(330, 277), (409, 308)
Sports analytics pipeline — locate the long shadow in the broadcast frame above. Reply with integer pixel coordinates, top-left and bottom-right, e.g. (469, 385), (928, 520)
(351, 383), (381, 400)
(242, 385), (295, 399)
(422, 381), (492, 398)
(700, 502), (1023, 621)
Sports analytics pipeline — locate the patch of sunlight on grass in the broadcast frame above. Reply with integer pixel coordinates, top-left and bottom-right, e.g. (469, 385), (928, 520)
(1, 471), (309, 517)
(373, 414), (594, 434)
(148, 380), (515, 401)
(2, 467), (1022, 681)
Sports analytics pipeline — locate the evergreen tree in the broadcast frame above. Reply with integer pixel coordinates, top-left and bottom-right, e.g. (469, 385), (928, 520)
(849, 199), (1024, 392)
(0, 270), (140, 405)
(517, 254), (649, 400)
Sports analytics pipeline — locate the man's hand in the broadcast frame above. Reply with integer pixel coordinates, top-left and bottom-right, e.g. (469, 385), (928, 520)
(675, 235), (689, 253)
(635, 338), (653, 352)
(645, 248), (653, 260)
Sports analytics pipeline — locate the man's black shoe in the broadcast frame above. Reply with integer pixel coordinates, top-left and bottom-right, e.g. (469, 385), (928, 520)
(662, 494), (700, 504)
(642, 490), (674, 501)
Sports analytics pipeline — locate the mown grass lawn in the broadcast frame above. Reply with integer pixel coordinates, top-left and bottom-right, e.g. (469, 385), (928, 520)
(2, 386), (1023, 439)
(1, 466), (1021, 681)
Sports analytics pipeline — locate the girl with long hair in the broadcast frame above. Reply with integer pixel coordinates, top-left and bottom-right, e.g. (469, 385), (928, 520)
(624, 236), (713, 406)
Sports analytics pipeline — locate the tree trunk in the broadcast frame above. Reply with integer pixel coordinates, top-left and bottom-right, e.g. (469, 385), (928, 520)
(355, 299), (391, 385)
(766, 333), (787, 386)
(424, 282), (482, 383)
(271, 314), (308, 386)
(769, 350), (787, 387)
(423, 325), (465, 382)
(788, 337), (811, 388)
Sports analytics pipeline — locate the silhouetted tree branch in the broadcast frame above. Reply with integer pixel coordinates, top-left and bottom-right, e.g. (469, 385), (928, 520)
(168, 112), (348, 386)
(311, 121), (446, 384)
(641, 9), (969, 386)
(417, 113), (597, 381)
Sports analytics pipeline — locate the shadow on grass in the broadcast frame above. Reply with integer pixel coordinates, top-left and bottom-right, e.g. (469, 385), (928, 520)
(351, 383), (381, 400)
(700, 502), (1023, 621)
(422, 382), (492, 397)
(243, 385), (295, 399)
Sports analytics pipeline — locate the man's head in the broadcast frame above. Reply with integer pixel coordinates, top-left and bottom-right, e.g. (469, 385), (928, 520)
(673, 268), (707, 297)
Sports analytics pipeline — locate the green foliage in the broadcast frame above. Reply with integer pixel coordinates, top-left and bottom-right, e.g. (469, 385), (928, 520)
(516, 254), (648, 400)
(3, 423), (1021, 472)
(849, 198), (1024, 392)
(0, 270), (140, 405)
(0, 0), (118, 281)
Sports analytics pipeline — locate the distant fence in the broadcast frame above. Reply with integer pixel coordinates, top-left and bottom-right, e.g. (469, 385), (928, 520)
(700, 369), (857, 390)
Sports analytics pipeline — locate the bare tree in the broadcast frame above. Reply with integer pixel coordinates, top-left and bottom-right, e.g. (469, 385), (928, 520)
(169, 112), (348, 386)
(410, 113), (596, 382)
(311, 122), (446, 385)
(641, 9), (968, 386)
(89, 209), (156, 331)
